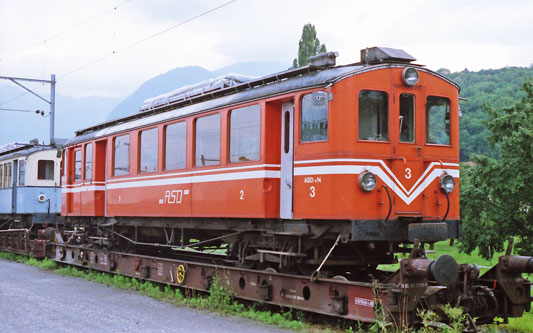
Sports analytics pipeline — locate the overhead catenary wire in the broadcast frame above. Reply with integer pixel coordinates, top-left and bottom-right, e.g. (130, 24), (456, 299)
(0, 0), (132, 62)
(59, 0), (237, 79)
(0, 0), (237, 107)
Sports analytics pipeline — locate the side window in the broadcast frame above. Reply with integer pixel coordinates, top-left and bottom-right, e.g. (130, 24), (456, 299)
(301, 92), (328, 142)
(0, 163), (3, 188)
(229, 105), (260, 163)
(165, 122), (186, 170)
(7, 163), (12, 187)
(139, 128), (158, 173)
(426, 96), (451, 145)
(399, 94), (415, 143)
(74, 151), (82, 181)
(114, 134), (130, 176)
(358, 90), (389, 141)
(84, 144), (92, 180)
(18, 160), (25, 186)
(195, 114), (220, 167)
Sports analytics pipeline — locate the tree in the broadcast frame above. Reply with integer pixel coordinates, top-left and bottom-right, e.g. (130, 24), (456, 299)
(460, 78), (533, 258)
(291, 23), (327, 68)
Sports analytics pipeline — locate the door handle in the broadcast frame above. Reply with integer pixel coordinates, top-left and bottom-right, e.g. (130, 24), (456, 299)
(285, 179), (292, 189)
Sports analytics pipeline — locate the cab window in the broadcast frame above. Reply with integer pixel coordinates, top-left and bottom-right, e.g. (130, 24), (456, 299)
(38, 160), (55, 180)
(358, 90), (389, 141)
(113, 135), (130, 176)
(229, 105), (260, 162)
(301, 92), (328, 142)
(399, 94), (415, 142)
(426, 96), (451, 145)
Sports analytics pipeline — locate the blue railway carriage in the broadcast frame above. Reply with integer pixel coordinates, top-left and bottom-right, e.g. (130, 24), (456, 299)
(0, 143), (62, 228)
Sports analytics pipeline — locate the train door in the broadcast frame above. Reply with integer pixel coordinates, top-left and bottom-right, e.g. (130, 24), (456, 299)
(280, 102), (294, 219)
(392, 88), (422, 214)
(94, 140), (107, 216)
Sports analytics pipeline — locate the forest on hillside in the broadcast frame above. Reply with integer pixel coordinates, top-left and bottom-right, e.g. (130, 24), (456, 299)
(437, 66), (533, 161)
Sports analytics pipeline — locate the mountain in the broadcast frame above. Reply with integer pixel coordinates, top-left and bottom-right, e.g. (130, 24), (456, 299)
(0, 84), (120, 144)
(106, 60), (288, 121)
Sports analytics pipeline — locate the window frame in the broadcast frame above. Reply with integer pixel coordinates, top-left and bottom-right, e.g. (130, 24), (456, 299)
(425, 95), (452, 146)
(194, 113), (221, 168)
(113, 134), (130, 177)
(164, 121), (187, 171)
(37, 160), (55, 181)
(18, 159), (26, 186)
(357, 89), (390, 142)
(73, 149), (82, 182)
(84, 143), (93, 181)
(229, 104), (261, 163)
(138, 127), (159, 174)
(6, 162), (12, 188)
(299, 92), (329, 144)
(399, 93), (416, 144)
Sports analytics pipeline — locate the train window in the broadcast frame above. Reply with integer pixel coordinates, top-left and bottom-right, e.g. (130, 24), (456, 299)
(229, 105), (260, 162)
(301, 92), (328, 142)
(5, 163), (11, 187)
(74, 150), (82, 181)
(140, 128), (158, 173)
(165, 122), (186, 170)
(38, 160), (55, 180)
(84, 144), (92, 180)
(114, 135), (130, 176)
(18, 160), (25, 186)
(0, 164), (3, 188)
(399, 94), (415, 143)
(426, 96), (451, 145)
(195, 114), (220, 167)
(358, 90), (389, 141)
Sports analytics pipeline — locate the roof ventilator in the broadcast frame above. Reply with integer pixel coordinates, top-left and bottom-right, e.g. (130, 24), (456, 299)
(360, 47), (416, 65)
(308, 51), (339, 68)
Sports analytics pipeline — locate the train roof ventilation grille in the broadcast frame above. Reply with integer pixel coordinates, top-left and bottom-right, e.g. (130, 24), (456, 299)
(361, 47), (416, 65)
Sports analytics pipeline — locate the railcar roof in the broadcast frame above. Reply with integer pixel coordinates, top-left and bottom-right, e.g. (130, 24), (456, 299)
(0, 144), (56, 162)
(67, 63), (458, 146)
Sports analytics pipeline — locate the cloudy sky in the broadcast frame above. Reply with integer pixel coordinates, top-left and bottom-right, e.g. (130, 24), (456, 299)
(1, 0), (532, 99)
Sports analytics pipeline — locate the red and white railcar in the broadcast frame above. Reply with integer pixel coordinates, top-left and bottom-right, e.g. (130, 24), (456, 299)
(61, 47), (460, 272)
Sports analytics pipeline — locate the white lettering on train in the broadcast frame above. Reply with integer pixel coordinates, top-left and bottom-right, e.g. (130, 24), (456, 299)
(158, 189), (189, 204)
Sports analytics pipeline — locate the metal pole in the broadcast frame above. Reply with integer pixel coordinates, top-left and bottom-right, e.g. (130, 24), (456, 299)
(50, 74), (56, 145)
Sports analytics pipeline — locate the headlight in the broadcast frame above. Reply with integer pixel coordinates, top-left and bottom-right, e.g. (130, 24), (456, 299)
(440, 174), (455, 193)
(359, 172), (377, 192)
(402, 67), (419, 86)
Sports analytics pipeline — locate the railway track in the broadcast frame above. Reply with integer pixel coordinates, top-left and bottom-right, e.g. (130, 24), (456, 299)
(1, 227), (532, 331)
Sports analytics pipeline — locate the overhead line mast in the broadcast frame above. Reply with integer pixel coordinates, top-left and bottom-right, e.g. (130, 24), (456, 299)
(0, 74), (56, 145)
